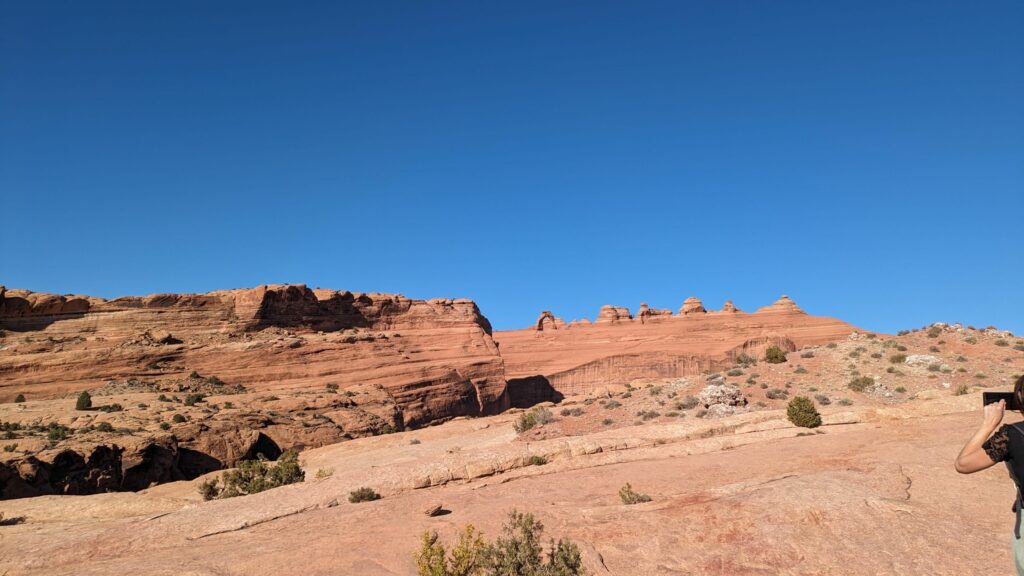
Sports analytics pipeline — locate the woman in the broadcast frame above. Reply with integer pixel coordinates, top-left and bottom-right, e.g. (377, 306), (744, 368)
(956, 375), (1024, 575)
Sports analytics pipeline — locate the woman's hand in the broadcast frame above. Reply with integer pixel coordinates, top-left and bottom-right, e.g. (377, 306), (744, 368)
(984, 399), (1006, 431)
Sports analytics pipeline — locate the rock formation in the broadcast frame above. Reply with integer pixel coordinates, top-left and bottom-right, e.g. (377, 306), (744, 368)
(756, 295), (804, 314)
(595, 305), (632, 324)
(637, 303), (672, 324)
(718, 300), (740, 313)
(0, 284), (508, 498)
(679, 297), (706, 315)
(496, 295), (860, 398)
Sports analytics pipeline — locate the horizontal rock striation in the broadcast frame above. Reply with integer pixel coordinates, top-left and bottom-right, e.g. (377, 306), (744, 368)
(496, 296), (860, 396)
(0, 284), (507, 425)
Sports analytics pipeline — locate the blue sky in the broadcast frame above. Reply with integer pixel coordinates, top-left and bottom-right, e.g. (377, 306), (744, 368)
(2, 1), (1022, 333)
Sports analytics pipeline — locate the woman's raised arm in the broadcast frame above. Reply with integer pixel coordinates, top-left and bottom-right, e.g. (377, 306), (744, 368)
(955, 399), (1005, 474)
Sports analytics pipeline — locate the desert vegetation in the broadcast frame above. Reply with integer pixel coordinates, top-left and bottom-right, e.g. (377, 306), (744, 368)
(415, 510), (585, 576)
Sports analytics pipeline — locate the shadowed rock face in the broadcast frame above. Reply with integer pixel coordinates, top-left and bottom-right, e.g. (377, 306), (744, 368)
(496, 296), (861, 396)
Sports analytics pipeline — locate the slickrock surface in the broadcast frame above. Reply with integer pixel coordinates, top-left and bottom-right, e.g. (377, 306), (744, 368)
(0, 393), (1019, 575)
(496, 296), (861, 397)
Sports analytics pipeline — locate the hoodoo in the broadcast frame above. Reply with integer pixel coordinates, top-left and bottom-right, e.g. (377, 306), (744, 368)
(679, 297), (706, 315)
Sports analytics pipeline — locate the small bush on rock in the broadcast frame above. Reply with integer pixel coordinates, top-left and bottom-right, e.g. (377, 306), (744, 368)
(787, 396), (822, 428)
(847, 376), (874, 392)
(514, 408), (555, 433)
(201, 451), (305, 500)
(415, 510), (585, 576)
(14, 394), (25, 403)
(76, 391), (92, 411)
(349, 486), (381, 503)
(619, 482), (652, 504)
(764, 346), (788, 364)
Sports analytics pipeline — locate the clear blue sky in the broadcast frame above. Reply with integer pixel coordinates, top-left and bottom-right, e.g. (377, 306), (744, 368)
(2, 1), (1022, 334)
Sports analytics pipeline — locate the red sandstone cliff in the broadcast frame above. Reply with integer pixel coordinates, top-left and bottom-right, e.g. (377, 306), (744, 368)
(494, 296), (863, 401)
(0, 284), (508, 425)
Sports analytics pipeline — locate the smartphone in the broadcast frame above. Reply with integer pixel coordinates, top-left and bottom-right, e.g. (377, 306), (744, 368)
(983, 391), (1021, 411)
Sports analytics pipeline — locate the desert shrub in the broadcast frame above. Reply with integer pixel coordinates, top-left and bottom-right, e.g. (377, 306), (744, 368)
(787, 396), (822, 428)
(897, 329), (910, 336)
(202, 451), (305, 500)
(603, 400), (621, 410)
(188, 370), (202, 379)
(96, 422), (114, 433)
(75, 391), (92, 411)
(602, 418), (613, 426)
(198, 478), (220, 501)
(870, 352), (882, 359)
(677, 396), (699, 410)
(996, 339), (1009, 347)
(895, 344), (908, 352)
(759, 383), (768, 389)
(814, 394), (831, 406)
(14, 394), (25, 403)
(927, 363), (942, 372)
(348, 486), (381, 503)
(514, 408), (555, 433)
(735, 353), (757, 367)
(619, 483), (652, 504)
(184, 393), (205, 406)
(647, 385), (663, 396)
(159, 422), (171, 430)
(794, 366), (808, 374)
(837, 398), (853, 406)
(954, 385), (970, 396)
(927, 326), (942, 338)
(764, 346), (787, 364)
(158, 394), (170, 402)
(46, 422), (70, 441)
(97, 403), (123, 412)
(171, 414), (186, 423)
(326, 383), (339, 393)
(315, 468), (333, 480)
(847, 376), (874, 392)
(695, 408), (707, 418)
(895, 386), (907, 393)
(889, 354), (907, 364)
(416, 510), (585, 576)
(378, 422), (399, 435)
(727, 369), (744, 377)
(410, 438), (422, 445)
(559, 407), (584, 417)
(826, 343), (837, 349)
(928, 346), (940, 353)
(964, 336), (978, 344)
(3, 444), (15, 452)
(527, 455), (548, 466)
(766, 388), (789, 400)
(1015, 344), (1024, 352)
(848, 351), (860, 359)
(800, 351), (815, 359)
(975, 372), (988, 379)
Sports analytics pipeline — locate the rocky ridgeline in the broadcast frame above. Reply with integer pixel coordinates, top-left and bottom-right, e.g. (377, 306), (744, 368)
(0, 284), (506, 499)
(496, 295), (859, 397)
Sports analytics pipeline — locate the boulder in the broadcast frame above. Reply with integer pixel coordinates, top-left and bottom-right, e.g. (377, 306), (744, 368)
(698, 383), (746, 408)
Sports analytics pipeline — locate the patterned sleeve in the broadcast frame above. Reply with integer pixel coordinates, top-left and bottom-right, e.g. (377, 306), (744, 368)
(983, 425), (1011, 463)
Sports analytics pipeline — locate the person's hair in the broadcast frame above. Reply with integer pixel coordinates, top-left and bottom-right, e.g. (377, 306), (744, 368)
(1016, 375), (1024, 418)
